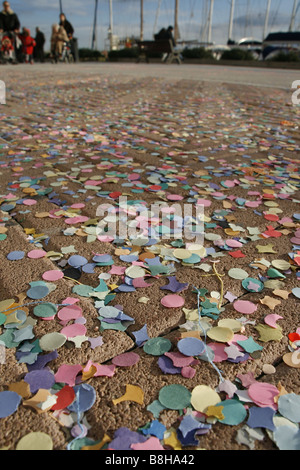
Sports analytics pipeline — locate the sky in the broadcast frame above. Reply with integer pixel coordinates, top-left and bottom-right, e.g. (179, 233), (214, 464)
(6, 0), (300, 51)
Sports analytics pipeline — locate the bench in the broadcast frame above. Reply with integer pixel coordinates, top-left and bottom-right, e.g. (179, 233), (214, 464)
(136, 39), (182, 64)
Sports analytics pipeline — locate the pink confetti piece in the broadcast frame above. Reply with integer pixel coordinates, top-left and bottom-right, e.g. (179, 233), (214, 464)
(165, 351), (195, 368)
(27, 249), (47, 259)
(131, 437), (165, 450)
(42, 270), (64, 281)
(54, 364), (82, 386)
(209, 343), (228, 362)
(112, 352), (140, 367)
(264, 314), (283, 329)
(181, 366), (196, 378)
(60, 323), (87, 338)
(161, 294), (185, 308)
(22, 199), (37, 206)
(233, 299), (258, 315)
(57, 305), (83, 321)
(248, 382), (279, 410)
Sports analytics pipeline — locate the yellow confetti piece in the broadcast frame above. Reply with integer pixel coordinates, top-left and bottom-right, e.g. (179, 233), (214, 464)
(16, 432), (53, 450)
(207, 326), (234, 343)
(256, 244), (277, 253)
(254, 324), (283, 342)
(191, 385), (221, 413)
(206, 405), (224, 420)
(218, 318), (242, 333)
(0, 298), (15, 314)
(34, 212), (50, 218)
(112, 384), (144, 406)
(163, 429), (182, 450)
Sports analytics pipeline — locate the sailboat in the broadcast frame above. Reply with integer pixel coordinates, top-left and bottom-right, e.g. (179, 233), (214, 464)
(262, 0), (300, 60)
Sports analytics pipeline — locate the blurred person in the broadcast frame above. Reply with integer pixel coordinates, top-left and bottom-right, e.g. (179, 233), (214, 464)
(0, 1), (20, 34)
(34, 26), (45, 62)
(0, 1), (21, 62)
(18, 27), (36, 64)
(50, 23), (68, 60)
(59, 12), (74, 39)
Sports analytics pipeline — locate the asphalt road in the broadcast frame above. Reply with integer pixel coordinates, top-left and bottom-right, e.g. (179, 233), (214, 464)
(0, 61), (299, 91)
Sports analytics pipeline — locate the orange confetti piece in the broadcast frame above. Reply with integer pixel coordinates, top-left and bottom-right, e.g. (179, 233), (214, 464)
(8, 381), (31, 399)
(112, 384), (144, 406)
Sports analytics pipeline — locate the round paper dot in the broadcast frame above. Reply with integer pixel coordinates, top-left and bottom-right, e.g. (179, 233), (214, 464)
(271, 259), (291, 271)
(242, 277), (264, 293)
(173, 249), (192, 260)
(161, 294), (185, 308)
(233, 299), (257, 315)
(33, 302), (57, 318)
(177, 337), (205, 356)
(112, 352), (140, 367)
(27, 249), (47, 259)
(158, 384), (191, 410)
(216, 399), (247, 425)
(67, 383), (96, 413)
(22, 199), (37, 206)
(292, 288), (300, 299)
(248, 382), (279, 407)
(39, 332), (67, 351)
(68, 255), (88, 267)
(42, 270), (64, 282)
(7, 251), (25, 261)
(0, 391), (22, 418)
(228, 268), (249, 280)
(125, 265), (146, 278)
(207, 326), (234, 343)
(16, 432), (53, 450)
(143, 337), (172, 356)
(26, 285), (49, 300)
(191, 385), (221, 413)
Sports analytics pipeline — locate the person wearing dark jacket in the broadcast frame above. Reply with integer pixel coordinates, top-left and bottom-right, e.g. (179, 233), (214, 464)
(0, 1), (20, 33)
(59, 12), (78, 61)
(34, 26), (45, 62)
(59, 13), (74, 39)
(0, 2), (21, 62)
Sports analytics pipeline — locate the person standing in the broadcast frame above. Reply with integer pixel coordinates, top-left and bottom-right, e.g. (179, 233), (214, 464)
(0, 1), (20, 61)
(0, 1), (20, 34)
(34, 27), (45, 62)
(18, 27), (36, 64)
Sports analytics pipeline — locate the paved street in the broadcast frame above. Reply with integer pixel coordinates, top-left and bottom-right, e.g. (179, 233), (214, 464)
(0, 62), (299, 451)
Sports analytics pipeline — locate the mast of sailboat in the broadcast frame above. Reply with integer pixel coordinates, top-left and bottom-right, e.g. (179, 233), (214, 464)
(289, 0), (298, 31)
(207, 0), (214, 44)
(109, 0), (113, 50)
(174, 0), (179, 42)
(140, 0), (144, 41)
(228, 0), (235, 42)
(91, 0), (98, 50)
(59, 0), (63, 15)
(263, 0), (271, 40)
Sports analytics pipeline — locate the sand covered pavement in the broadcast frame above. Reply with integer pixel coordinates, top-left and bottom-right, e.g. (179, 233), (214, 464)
(0, 62), (300, 452)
